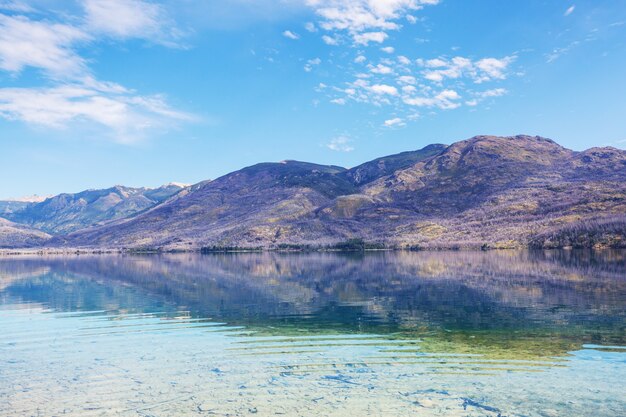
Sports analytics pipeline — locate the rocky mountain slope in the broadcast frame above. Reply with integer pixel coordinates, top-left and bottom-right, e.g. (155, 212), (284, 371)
(0, 218), (51, 248)
(4, 184), (186, 235)
(50, 135), (626, 250)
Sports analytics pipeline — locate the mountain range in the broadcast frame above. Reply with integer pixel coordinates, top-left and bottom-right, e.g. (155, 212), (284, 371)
(0, 184), (185, 247)
(2, 135), (625, 250)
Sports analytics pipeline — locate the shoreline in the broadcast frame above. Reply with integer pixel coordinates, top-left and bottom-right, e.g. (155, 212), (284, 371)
(1, 245), (623, 256)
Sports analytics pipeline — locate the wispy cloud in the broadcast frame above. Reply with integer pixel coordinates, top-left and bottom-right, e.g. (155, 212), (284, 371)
(546, 40), (581, 62)
(282, 30), (300, 40)
(0, 83), (194, 144)
(83, 0), (183, 46)
(0, 1), (33, 12)
(0, 2), (194, 143)
(478, 88), (507, 98)
(0, 14), (89, 77)
(564, 5), (575, 17)
(326, 135), (354, 152)
(466, 88), (508, 106)
(546, 20), (621, 63)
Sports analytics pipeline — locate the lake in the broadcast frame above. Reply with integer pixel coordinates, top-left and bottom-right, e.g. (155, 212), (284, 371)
(0, 251), (624, 416)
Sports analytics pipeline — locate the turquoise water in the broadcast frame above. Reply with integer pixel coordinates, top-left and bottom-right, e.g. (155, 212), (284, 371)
(0, 251), (624, 416)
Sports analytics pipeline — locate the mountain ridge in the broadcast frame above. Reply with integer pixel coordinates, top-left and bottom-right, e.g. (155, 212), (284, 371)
(41, 134), (626, 251)
(2, 183), (187, 235)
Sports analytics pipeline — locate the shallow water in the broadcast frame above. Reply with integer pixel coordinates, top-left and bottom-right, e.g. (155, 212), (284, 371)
(0, 251), (624, 416)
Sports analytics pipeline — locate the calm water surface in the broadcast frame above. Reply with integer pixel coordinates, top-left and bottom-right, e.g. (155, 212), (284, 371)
(0, 251), (624, 416)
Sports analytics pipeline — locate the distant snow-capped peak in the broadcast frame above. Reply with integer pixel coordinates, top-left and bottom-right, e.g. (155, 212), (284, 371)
(6, 194), (51, 203)
(163, 182), (190, 188)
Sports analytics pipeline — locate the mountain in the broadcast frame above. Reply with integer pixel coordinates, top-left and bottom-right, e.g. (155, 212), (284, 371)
(0, 201), (32, 217)
(50, 161), (356, 248)
(0, 218), (51, 248)
(49, 135), (626, 250)
(5, 184), (186, 235)
(0, 195), (51, 217)
(347, 135), (626, 248)
(341, 143), (447, 186)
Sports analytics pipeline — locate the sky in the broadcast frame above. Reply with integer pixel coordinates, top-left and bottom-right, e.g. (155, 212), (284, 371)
(0, 0), (625, 199)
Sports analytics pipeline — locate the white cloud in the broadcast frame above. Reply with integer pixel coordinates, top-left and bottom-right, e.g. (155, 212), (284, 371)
(474, 57), (515, 82)
(384, 117), (404, 127)
(421, 56), (470, 81)
(479, 88), (507, 98)
(0, 3), (194, 143)
(326, 135), (354, 152)
(299, 2), (513, 126)
(282, 30), (300, 39)
(370, 63), (393, 74)
(320, 50), (513, 122)
(424, 58), (447, 68)
(397, 75), (416, 84)
(305, 22), (317, 32)
(304, 57), (322, 72)
(0, 14), (89, 77)
(370, 83), (398, 95)
(397, 55), (411, 65)
(353, 31), (387, 45)
(0, 1), (33, 12)
(322, 34), (339, 45)
(403, 89), (461, 110)
(0, 83), (194, 144)
(564, 5), (575, 16)
(419, 55), (515, 84)
(464, 88), (507, 106)
(306, 0), (440, 45)
(83, 0), (180, 45)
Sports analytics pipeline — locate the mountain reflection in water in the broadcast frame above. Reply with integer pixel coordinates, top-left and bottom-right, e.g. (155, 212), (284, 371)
(0, 251), (624, 416)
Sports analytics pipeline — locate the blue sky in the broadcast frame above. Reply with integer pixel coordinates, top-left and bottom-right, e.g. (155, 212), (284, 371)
(0, 0), (625, 199)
